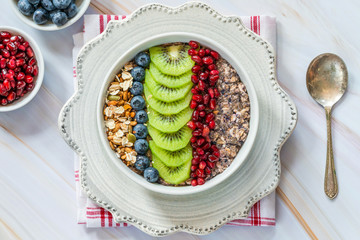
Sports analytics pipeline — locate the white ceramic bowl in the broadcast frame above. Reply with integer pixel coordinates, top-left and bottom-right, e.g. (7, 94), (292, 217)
(97, 33), (260, 195)
(10, 0), (90, 31)
(0, 26), (44, 112)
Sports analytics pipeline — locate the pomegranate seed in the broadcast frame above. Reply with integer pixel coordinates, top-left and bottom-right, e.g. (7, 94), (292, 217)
(16, 81), (26, 89)
(207, 161), (215, 168)
(16, 52), (25, 58)
(202, 126), (210, 137)
(196, 138), (205, 146)
(198, 49), (205, 57)
(33, 65), (38, 76)
(208, 64), (216, 70)
(205, 49), (211, 55)
(0, 44), (3, 49)
(199, 111), (206, 118)
(209, 99), (216, 110)
(192, 110), (199, 121)
(16, 72), (25, 80)
(191, 88), (198, 94)
(203, 142), (211, 150)
(190, 172), (197, 178)
(195, 122), (203, 129)
(190, 165), (198, 171)
(199, 161), (206, 170)
(192, 65), (201, 73)
(190, 100), (197, 109)
(190, 136), (197, 143)
(187, 121), (196, 130)
(10, 36), (18, 42)
(202, 94), (209, 105)
(11, 50), (18, 56)
(210, 51), (219, 60)
(209, 155), (219, 162)
(23, 42), (29, 48)
(205, 166), (211, 175)
(189, 41), (199, 49)
(28, 57), (36, 66)
(26, 83), (34, 91)
(7, 59), (16, 69)
(18, 45), (26, 51)
(7, 42), (17, 51)
(191, 55), (202, 64)
(16, 88), (23, 96)
(7, 91), (15, 102)
(210, 70), (219, 75)
(209, 81), (216, 86)
(209, 75), (219, 82)
(197, 104), (205, 111)
(214, 88), (220, 98)
(25, 75), (33, 83)
(197, 177), (205, 185)
(1, 98), (7, 105)
(188, 48), (197, 56)
(196, 147), (205, 155)
(0, 58), (6, 68)
(14, 67), (21, 73)
(209, 120), (215, 129)
(192, 94), (202, 102)
(0, 84), (6, 95)
(191, 75), (199, 84)
(198, 80), (205, 91)
(191, 179), (198, 186)
(202, 56), (213, 65)
(2, 39), (10, 44)
(199, 72), (208, 80)
(196, 169), (205, 178)
(1, 49), (10, 58)
(208, 88), (215, 98)
(213, 150), (220, 158)
(26, 47), (34, 57)
(25, 65), (33, 74)
(211, 145), (219, 152)
(205, 113), (215, 123)
(10, 80), (15, 88)
(16, 58), (25, 66)
(1, 31), (11, 39)
(3, 80), (11, 91)
(192, 129), (201, 136)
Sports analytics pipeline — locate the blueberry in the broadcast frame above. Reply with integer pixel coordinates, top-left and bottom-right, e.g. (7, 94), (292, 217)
(130, 96), (145, 110)
(133, 124), (148, 139)
(18, 0), (35, 16)
(134, 139), (148, 155)
(52, 12), (68, 26)
(53, 0), (72, 9)
(134, 155), (150, 171)
(135, 110), (148, 124)
(130, 81), (143, 96)
(64, 3), (78, 18)
(130, 66), (145, 82)
(41, 0), (55, 11)
(144, 167), (159, 183)
(49, 9), (61, 20)
(134, 52), (150, 68)
(28, 0), (40, 5)
(33, 8), (48, 25)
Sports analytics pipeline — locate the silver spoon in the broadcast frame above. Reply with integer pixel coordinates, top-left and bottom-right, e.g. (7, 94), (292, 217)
(306, 53), (348, 199)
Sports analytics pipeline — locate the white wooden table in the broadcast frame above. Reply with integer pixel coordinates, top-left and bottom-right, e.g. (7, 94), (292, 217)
(1, 0), (359, 239)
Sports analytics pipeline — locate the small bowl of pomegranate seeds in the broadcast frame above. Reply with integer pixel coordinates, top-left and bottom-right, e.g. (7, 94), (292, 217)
(0, 27), (44, 112)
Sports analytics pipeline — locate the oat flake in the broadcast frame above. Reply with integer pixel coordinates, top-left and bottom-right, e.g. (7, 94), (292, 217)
(105, 119), (116, 129)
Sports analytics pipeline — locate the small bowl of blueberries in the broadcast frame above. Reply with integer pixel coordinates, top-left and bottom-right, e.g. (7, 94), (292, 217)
(11, 0), (90, 31)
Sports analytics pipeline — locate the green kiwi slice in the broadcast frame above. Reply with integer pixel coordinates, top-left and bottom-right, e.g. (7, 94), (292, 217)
(148, 107), (192, 133)
(148, 125), (192, 151)
(144, 71), (192, 102)
(144, 84), (192, 115)
(149, 63), (192, 88)
(149, 44), (195, 76)
(152, 154), (191, 185)
(149, 140), (192, 167)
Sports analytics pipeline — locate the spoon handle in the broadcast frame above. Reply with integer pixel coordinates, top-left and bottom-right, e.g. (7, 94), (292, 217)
(324, 107), (338, 199)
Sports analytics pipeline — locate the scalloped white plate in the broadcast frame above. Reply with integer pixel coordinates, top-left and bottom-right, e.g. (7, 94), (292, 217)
(58, 2), (297, 236)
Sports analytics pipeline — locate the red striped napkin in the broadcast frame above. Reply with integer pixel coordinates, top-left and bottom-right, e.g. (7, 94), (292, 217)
(73, 14), (277, 228)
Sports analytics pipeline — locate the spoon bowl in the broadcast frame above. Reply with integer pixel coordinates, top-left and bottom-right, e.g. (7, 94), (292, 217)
(306, 53), (348, 199)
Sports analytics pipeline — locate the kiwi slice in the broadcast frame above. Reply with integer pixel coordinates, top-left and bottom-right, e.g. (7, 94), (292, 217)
(144, 84), (192, 115)
(148, 125), (192, 151)
(149, 44), (195, 76)
(145, 71), (192, 102)
(149, 63), (192, 88)
(152, 154), (191, 184)
(148, 107), (192, 133)
(149, 140), (192, 167)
